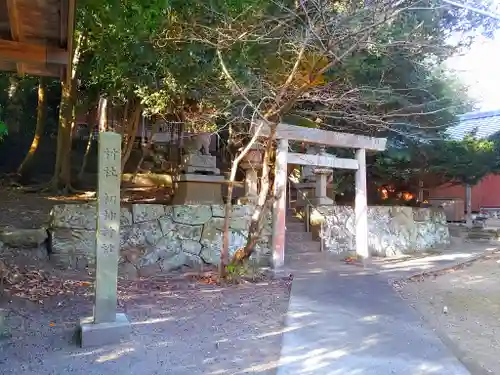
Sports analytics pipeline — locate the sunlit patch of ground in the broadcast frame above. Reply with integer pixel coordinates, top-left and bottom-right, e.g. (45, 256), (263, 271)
(399, 253), (500, 374)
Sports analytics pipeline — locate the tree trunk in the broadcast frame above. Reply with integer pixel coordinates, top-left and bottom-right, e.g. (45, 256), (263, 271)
(466, 184), (472, 228)
(17, 77), (47, 176)
(56, 78), (75, 191)
(77, 101), (99, 182)
(51, 34), (83, 192)
(237, 135), (274, 263)
(121, 100), (142, 172)
(225, 123), (277, 267)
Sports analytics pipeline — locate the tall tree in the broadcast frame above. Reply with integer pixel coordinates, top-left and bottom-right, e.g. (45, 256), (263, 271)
(17, 77), (47, 177)
(152, 0), (499, 268)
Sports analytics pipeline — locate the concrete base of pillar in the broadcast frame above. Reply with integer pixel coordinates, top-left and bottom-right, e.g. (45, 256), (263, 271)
(79, 313), (131, 348)
(172, 174), (225, 205)
(310, 196), (334, 206)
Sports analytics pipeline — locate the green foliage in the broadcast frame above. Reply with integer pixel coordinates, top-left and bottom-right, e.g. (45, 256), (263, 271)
(428, 136), (499, 186)
(0, 121), (7, 141)
(225, 261), (261, 283)
(372, 134), (500, 191)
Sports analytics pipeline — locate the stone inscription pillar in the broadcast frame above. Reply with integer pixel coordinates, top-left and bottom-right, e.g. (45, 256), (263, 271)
(79, 131), (131, 348)
(272, 139), (288, 269)
(94, 132), (121, 322)
(355, 148), (369, 260)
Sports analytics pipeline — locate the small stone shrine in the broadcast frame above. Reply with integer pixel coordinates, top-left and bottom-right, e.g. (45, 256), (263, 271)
(172, 133), (225, 204)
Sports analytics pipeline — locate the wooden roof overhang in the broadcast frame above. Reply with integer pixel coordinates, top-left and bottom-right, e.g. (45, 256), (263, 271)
(0, 0), (75, 78)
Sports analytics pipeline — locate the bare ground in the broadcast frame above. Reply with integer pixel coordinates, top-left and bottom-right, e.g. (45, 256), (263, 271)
(398, 252), (500, 374)
(0, 262), (291, 375)
(0, 187), (291, 374)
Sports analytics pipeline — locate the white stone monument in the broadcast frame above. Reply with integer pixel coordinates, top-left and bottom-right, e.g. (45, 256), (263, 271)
(79, 132), (131, 348)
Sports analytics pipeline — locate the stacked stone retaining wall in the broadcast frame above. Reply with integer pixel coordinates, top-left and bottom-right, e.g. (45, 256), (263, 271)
(49, 203), (272, 278)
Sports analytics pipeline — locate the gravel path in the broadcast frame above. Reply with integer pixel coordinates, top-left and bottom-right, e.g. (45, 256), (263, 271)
(399, 253), (500, 374)
(0, 276), (290, 375)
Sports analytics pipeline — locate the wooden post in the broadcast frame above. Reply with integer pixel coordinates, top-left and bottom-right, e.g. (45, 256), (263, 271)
(418, 179), (424, 202)
(466, 184), (472, 228)
(272, 139), (288, 269)
(355, 148), (369, 260)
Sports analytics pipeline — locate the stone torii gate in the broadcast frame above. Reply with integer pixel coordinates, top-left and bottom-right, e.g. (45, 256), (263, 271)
(256, 122), (387, 269)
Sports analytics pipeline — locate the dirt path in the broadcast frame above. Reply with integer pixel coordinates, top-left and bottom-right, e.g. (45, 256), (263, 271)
(399, 253), (500, 374)
(0, 186), (290, 374)
(0, 272), (290, 375)
(0, 189), (64, 229)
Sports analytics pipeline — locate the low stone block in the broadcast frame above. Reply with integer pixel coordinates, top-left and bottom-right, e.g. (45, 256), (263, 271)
(182, 239), (202, 255)
(173, 205), (212, 225)
(172, 176), (224, 205)
(120, 208), (133, 226)
(182, 154), (217, 168)
(79, 313), (131, 348)
(211, 205), (225, 217)
(132, 204), (166, 223)
(159, 252), (194, 272)
(174, 223), (203, 241)
(155, 237), (182, 258)
(200, 245), (220, 265)
(50, 203), (97, 230)
(159, 217), (175, 236)
(0, 228), (47, 248)
(51, 228), (95, 269)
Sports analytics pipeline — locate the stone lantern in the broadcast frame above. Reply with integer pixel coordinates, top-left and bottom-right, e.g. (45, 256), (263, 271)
(295, 145), (320, 208)
(312, 167), (334, 205)
(238, 145), (264, 204)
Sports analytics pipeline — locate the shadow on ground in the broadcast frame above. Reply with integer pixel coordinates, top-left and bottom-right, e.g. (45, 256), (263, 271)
(274, 252), (472, 375)
(0, 277), (289, 375)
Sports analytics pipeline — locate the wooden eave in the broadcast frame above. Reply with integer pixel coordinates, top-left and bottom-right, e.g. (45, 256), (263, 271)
(0, 0), (75, 78)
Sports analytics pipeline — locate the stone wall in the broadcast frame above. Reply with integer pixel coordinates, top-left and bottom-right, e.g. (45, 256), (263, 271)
(312, 206), (450, 257)
(49, 204), (271, 278)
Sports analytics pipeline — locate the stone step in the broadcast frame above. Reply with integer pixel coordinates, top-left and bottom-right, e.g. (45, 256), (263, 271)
(467, 230), (500, 240)
(286, 217), (304, 224)
(448, 225), (465, 237)
(286, 240), (321, 253)
(286, 231), (312, 242)
(286, 222), (306, 232)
